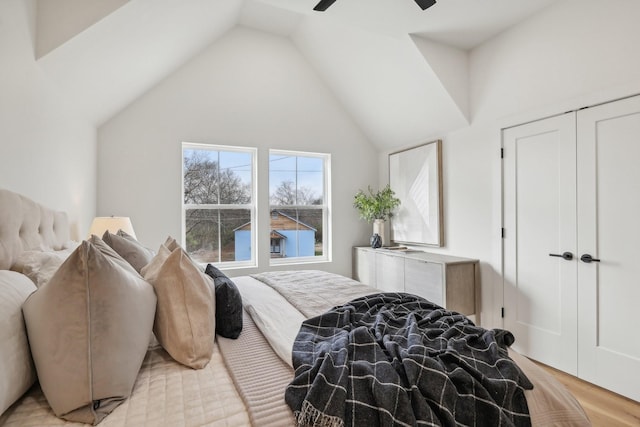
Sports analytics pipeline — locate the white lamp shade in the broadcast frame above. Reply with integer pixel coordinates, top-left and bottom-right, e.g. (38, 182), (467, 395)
(88, 216), (136, 239)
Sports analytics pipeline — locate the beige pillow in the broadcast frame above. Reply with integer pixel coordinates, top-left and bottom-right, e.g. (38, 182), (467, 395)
(164, 235), (180, 251)
(139, 243), (171, 280)
(102, 230), (154, 273)
(0, 271), (37, 416)
(143, 247), (215, 369)
(22, 239), (156, 424)
(162, 236), (207, 272)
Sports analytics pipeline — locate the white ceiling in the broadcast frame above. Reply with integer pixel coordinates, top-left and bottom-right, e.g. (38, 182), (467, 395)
(257, 0), (559, 49)
(36, 0), (560, 150)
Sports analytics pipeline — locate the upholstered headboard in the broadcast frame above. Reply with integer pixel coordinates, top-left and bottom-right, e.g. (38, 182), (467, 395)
(0, 189), (70, 270)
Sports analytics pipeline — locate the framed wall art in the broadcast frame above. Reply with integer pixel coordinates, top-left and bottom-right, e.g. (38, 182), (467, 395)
(389, 140), (443, 246)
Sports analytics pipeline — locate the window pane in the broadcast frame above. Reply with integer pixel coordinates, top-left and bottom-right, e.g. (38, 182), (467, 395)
(221, 209), (252, 262)
(219, 151), (252, 204)
(269, 208), (323, 258)
(269, 154), (324, 206)
(185, 209), (220, 263)
(184, 149), (253, 206)
(297, 156), (324, 205)
(184, 149), (219, 204)
(185, 208), (252, 263)
(269, 155), (297, 206)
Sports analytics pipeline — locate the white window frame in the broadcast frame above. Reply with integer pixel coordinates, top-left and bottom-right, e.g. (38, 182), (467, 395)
(269, 149), (331, 266)
(182, 142), (257, 269)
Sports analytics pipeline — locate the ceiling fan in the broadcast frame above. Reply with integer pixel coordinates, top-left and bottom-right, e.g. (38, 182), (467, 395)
(313, 0), (436, 12)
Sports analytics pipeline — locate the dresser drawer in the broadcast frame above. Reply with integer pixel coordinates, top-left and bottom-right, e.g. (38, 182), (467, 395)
(404, 258), (443, 306)
(375, 252), (404, 292)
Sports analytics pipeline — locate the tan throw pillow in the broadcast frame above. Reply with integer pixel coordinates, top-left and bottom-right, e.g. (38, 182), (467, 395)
(139, 243), (171, 280)
(102, 230), (154, 273)
(143, 247), (215, 369)
(22, 239), (156, 424)
(164, 235), (180, 251)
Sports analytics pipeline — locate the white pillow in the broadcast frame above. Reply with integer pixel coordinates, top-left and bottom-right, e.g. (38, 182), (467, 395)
(0, 271), (37, 416)
(12, 248), (76, 288)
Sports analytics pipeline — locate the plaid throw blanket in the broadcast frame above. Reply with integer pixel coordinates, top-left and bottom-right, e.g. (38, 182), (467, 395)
(285, 293), (533, 427)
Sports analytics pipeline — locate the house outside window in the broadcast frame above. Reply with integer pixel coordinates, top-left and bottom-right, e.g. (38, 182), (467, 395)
(182, 143), (256, 267)
(268, 150), (331, 264)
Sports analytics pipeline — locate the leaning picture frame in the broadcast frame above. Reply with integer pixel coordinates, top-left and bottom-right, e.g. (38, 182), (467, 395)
(389, 140), (443, 246)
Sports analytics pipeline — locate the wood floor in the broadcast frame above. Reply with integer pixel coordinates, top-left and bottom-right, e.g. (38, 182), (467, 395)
(535, 361), (640, 426)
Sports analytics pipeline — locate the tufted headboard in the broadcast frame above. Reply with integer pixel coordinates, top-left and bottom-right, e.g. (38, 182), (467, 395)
(0, 188), (71, 270)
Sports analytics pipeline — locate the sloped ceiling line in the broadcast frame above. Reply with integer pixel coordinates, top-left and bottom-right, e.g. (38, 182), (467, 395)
(410, 34), (469, 123)
(35, 0), (129, 59)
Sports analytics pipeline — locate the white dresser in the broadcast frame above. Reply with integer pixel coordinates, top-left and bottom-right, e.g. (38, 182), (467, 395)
(352, 247), (478, 316)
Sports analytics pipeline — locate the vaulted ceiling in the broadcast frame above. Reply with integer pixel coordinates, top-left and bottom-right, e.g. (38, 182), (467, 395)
(35, 0), (559, 150)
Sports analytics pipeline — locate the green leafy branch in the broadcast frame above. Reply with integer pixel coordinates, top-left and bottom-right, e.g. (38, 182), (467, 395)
(353, 184), (401, 223)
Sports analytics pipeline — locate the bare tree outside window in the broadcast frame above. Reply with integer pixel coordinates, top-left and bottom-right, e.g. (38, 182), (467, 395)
(270, 180), (321, 206)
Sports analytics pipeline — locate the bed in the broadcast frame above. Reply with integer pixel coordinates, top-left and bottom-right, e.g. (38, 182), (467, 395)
(0, 188), (591, 426)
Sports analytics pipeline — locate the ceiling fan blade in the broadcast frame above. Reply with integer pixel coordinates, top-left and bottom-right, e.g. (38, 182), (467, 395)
(414, 0), (436, 10)
(313, 0), (337, 11)
(314, 0), (435, 12)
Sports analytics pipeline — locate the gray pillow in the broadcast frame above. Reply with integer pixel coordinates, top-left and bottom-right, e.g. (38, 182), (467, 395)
(22, 238), (156, 424)
(102, 229), (154, 273)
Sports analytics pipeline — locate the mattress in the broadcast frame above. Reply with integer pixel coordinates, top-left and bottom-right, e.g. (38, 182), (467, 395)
(0, 343), (250, 427)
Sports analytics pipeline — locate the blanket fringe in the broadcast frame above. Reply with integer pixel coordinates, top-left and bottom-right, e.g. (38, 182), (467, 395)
(295, 400), (344, 427)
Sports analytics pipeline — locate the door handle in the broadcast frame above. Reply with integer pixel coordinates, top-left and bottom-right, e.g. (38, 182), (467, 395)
(549, 252), (573, 261)
(580, 254), (600, 263)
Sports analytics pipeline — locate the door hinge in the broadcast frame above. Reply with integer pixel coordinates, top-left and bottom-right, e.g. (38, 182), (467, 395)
(501, 148), (504, 158)
(501, 228), (505, 238)
(501, 307), (505, 318)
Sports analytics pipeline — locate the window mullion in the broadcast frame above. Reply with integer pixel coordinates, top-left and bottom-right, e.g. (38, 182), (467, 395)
(185, 204), (253, 210)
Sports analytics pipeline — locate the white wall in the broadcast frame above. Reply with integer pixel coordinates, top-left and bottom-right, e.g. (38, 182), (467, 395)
(380, 0), (640, 328)
(0, 0), (96, 239)
(97, 26), (378, 277)
(470, 0), (640, 123)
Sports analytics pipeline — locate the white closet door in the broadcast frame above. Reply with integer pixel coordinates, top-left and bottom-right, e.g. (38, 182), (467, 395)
(577, 95), (640, 401)
(503, 112), (578, 374)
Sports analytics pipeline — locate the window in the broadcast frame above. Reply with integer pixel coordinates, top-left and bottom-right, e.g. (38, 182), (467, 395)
(182, 143), (256, 266)
(269, 150), (330, 263)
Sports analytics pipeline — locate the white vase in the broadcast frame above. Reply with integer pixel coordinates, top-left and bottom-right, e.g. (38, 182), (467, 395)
(373, 219), (385, 247)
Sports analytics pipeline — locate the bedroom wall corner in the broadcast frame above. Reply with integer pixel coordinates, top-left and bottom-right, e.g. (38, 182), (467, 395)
(0, 0), (97, 240)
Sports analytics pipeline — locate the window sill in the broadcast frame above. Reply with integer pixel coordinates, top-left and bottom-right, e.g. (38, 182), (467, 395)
(270, 256), (331, 267)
